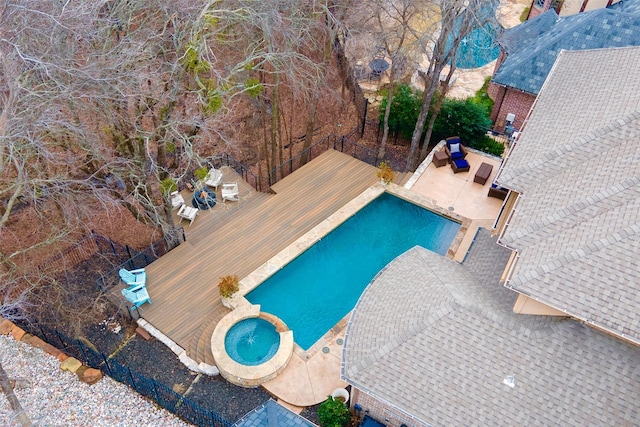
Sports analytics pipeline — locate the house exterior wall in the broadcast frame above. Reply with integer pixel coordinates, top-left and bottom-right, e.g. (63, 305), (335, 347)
(351, 388), (428, 427)
(529, 0), (621, 18)
(488, 84), (535, 132)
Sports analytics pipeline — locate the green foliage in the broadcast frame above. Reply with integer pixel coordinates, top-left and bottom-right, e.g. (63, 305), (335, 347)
(318, 396), (350, 427)
(470, 77), (494, 117)
(244, 77), (263, 98)
(379, 82), (499, 156)
(203, 89), (223, 115)
(379, 83), (422, 140)
(194, 167), (208, 181)
(160, 178), (177, 197)
(182, 42), (210, 74)
(520, 7), (530, 22)
(431, 98), (492, 148)
(474, 135), (505, 157)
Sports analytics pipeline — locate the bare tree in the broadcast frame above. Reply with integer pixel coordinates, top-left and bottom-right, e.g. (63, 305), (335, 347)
(405, 0), (493, 170)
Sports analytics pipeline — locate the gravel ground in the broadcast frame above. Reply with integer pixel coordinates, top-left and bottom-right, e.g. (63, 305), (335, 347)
(0, 335), (191, 427)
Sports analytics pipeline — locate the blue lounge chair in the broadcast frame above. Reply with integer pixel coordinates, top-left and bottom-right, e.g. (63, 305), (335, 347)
(119, 268), (146, 286)
(444, 136), (468, 163)
(121, 284), (151, 308)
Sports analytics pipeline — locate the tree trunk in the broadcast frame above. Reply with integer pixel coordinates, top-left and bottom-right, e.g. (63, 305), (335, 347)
(301, 89), (319, 165)
(419, 67), (456, 162)
(406, 65), (443, 171)
(378, 72), (395, 162)
(0, 360), (32, 427)
(270, 76), (280, 181)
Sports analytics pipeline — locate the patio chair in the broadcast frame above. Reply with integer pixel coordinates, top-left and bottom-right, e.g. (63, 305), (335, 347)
(121, 284), (151, 308)
(177, 203), (198, 226)
(205, 168), (223, 190)
(221, 182), (239, 202)
(119, 268), (146, 286)
(444, 136), (468, 163)
(170, 191), (185, 210)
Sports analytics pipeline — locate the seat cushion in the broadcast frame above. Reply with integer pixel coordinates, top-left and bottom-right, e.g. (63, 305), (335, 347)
(450, 151), (464, 160)
(453, 159), (469, 168)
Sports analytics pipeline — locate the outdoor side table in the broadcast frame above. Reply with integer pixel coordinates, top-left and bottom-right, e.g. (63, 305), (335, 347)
(474, 162), (493, 185)
(432, 150), (448, 168)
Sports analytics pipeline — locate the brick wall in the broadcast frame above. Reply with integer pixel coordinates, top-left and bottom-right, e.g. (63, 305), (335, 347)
(488, 84), (535, 132)
(351, 388), (428, 427)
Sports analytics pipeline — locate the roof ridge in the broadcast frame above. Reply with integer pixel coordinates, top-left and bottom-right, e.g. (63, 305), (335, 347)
(511, 221), (640, 287)
(500, 110), (640, 188)
(505, 175), (640, 243)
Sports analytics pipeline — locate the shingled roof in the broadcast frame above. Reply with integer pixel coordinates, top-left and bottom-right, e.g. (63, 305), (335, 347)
(342, 230), (640, 426)
(495, 46), (640, 343)
(492, 5), (640, 95)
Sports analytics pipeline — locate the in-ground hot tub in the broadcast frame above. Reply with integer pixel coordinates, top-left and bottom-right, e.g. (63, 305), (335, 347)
(211, 304), (293, 387)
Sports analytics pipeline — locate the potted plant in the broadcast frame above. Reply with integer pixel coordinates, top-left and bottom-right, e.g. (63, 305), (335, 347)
(218, 275), (239, 308)
(318, 396), (350, 427)
(376, 161), (395, 185)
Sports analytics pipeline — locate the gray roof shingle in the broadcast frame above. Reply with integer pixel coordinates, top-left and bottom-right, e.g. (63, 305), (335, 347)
(342, 230), (640, 426)
(493, 5), (640, 94)
(233, 399), (316, 427)
(495, 46), (640, 343)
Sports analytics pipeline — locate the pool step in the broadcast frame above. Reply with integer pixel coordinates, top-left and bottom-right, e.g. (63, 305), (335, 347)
(189, 304), (230, 366)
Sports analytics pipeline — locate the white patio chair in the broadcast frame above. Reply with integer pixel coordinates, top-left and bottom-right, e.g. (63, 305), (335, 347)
(221, 182), (239, 202)
(205, 168), (223, 190)
(170, 191), (185, 210)
(177, 204), (198, 226)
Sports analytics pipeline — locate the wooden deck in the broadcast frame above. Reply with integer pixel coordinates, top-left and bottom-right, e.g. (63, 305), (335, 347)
(140, 150), (379, 363)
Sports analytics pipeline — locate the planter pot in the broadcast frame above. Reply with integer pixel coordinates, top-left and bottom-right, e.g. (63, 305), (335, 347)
(331, 387), (349, 404)
(221, 296), (236, 309)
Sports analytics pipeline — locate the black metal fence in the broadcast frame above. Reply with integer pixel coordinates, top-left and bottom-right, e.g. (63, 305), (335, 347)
(21, 322), (233, 427)
(96, 228), (185, 292)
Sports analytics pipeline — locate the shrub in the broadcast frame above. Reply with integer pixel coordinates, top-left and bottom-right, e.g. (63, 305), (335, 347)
(470, 77), (494, 117)
(194, 166), (208, 181)
(474, 135), (505, 157)
(159, 178), (177, 197)
(318, 396), (350, 427)
(379, 83), (423, 140)
(218, 275), (239, 298)
(431, 98), (492, 147)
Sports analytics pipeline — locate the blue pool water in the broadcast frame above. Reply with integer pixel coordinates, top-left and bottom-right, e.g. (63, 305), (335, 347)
(246, 193), (460, 350)
(225, 318), (280, 366)
(447, 1), (502, 69)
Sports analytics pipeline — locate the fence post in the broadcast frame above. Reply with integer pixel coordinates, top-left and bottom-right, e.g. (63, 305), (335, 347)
(361, 98), (368, 138)
(101, 353), (113, 377)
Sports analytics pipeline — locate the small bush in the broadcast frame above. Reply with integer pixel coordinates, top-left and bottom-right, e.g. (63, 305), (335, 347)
(379, 83), (423, 140)
(474, 135), (505, 157)
(471, 77), (494, 117)
(194, 167), (208, 181)
(431, 98), (492, 147)
(218, 275), (239, 298)
(159, 178), (177, 197)
(318, 396), (350, 427)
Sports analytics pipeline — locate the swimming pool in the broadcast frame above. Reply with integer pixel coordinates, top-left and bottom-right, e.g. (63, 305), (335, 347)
(447, 1), (502, 69)
(246, 193), (460, 350)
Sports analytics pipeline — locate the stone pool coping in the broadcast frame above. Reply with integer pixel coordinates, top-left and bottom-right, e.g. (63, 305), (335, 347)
(225, 182), (471, 359)
(211, 304), (294, 387)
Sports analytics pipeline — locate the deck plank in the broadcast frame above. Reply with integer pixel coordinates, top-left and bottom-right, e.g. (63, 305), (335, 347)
(139, 150), (378, 361)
